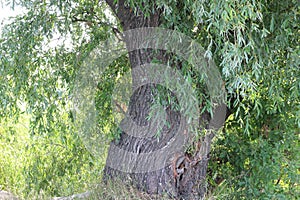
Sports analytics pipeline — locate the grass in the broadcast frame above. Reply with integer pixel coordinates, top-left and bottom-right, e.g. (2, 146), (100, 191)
(0, 114), (105, 199)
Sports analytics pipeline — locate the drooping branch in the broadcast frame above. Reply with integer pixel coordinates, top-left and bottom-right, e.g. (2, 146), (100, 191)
(71, 14), (123, 40)
(105, 0), (161, 30)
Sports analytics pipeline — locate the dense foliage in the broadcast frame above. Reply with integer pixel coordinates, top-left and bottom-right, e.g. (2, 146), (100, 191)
(0, 0), (299, 199)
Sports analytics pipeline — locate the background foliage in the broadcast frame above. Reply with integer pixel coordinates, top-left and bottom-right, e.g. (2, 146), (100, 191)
(0, 0), (299, 199)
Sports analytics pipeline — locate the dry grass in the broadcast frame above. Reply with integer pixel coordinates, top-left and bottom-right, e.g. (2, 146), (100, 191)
(89, 179), (172, 200)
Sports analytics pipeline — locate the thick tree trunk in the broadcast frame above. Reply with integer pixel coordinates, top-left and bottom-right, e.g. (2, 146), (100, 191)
(103, 1), (222, 199)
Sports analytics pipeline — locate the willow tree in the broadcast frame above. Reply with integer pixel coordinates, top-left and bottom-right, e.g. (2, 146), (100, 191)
(0, 0), (299, 199)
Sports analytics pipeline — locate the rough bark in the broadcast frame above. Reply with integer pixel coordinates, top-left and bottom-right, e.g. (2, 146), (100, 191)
(103, 1), (225, 199)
